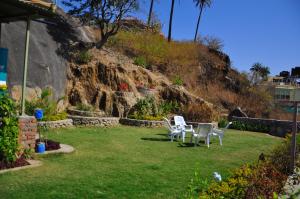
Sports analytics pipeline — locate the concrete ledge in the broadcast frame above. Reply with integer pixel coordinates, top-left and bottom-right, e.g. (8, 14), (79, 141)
(68, 115), (119, 127)
(37, 144), (75, 155)
(0, 160), (42, 174)
(38, 119), (73, 129)
(119, 118), (164, 128)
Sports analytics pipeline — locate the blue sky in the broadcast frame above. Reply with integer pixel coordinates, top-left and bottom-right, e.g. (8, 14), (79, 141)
(58, 0), (300, 75)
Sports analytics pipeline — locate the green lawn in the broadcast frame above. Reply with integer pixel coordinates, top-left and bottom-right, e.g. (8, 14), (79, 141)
(0, 126), (282, 198)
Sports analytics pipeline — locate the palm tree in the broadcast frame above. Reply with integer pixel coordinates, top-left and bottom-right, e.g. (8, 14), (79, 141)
(147, 0), (155, 26)
(260, 66), (270, 80)
(168, 0), (175, 42)
(250, 62), (263, 85)
(193, 0), (212, 42)
(250, 62), (270, 84)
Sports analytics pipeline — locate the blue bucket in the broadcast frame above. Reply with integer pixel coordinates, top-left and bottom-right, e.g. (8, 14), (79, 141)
(34, 109), (44, 120)
(37, 143), (46, 153)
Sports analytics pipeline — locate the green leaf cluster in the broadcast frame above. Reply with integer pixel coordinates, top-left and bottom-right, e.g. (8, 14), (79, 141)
(0, 95), (19, 163)
(25, 88), (67, 121)
(129, 96), (178, 120)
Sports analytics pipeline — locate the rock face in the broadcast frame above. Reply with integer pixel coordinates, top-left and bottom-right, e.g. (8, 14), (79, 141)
(2, 10), (214, 118)
(1, 9), (94, 100)
(66, 48), (210, 117)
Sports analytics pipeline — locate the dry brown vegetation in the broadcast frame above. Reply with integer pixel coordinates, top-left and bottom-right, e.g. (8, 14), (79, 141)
(106, 29), (277, 119)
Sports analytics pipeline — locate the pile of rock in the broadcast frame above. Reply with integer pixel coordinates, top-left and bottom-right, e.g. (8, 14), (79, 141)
(67, 108), (120, 127)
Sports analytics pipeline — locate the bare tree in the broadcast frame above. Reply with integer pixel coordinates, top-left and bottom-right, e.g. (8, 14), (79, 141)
(62, 0), (139, 48)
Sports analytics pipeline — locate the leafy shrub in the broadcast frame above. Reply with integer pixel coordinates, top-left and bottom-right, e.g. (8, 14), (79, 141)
(218, 118), (228, 128)
(181, 103), (216, 123)
(77, 50), (93, 64)
(76, 103), (95, 112)
(0, 95), (19, 163)
(43, 112), (67, 121)
(134, 56), (148, 68)
(185, 171), (210, 199)
(128, 96), (177, 120)
(189, 138), (295, 198)
(172, 75), (183, 86)
(25, 88), (67, 121)
(159, 101), (179, 115)
(231, 120), (271, 133)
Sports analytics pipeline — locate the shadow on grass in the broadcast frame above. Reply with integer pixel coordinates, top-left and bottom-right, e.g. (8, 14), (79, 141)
(141, 137), (171, 142)
(155, 133), (169, 137)
(177, 141), (209, 148)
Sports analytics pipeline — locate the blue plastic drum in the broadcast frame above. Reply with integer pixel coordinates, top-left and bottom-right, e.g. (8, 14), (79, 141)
(34, 109), (44, 120)
(37, 143), (45, 153)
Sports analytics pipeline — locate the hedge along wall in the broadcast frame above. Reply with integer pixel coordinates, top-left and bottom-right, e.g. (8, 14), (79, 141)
(230, 116), (299, 137)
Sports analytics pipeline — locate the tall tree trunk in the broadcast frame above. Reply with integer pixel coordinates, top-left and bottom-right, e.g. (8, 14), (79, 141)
(194, 4), (204, 42)
(147, 0), (154, 26)
(168, 0), (175, 42)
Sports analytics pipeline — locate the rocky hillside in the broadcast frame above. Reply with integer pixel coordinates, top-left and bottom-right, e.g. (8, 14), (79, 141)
(66, 47), (208, 117)
(2, 9), (269, 119)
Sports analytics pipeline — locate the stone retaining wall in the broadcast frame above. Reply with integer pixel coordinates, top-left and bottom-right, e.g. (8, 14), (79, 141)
(67, 108), (106, 117)
(231, 116), (298, 137)
(38, 119), (74, 129)
(68, 115), (119, 127)
(119, 118), (164, 127)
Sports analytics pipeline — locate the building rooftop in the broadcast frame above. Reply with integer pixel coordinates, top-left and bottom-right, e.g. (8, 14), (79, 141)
(0, 0), (56, 23)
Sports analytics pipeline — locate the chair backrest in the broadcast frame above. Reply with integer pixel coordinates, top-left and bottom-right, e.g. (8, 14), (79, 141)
(224, 122), (233, 129)
(174, 116), (187, 126)
(197, 123), (213, 137)
(163, 117), (173, 131)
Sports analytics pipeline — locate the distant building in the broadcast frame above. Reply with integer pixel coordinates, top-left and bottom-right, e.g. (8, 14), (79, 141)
(291, 67), (300, 77)
(275, 85), (300, 101)
(279, 71), (290, 78)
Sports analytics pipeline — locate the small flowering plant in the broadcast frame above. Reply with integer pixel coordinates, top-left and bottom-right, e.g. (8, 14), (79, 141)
(119, 82), (129, 92)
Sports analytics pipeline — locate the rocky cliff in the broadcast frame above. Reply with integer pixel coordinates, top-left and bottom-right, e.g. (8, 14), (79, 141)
(1, 9), (93, 100)
(2, 10), (211, 117)
(66, 47), (207, 117)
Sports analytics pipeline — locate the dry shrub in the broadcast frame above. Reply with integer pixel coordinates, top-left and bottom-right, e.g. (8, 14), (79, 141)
(108, 30), (226, 88)
(180, 102), (217, 123)
(107, 29), (277, 119)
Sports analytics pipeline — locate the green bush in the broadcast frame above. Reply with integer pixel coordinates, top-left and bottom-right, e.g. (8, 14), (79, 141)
(128, 96), (177, 120)
(172, 75), (183, 86)
(76, 103), (95, 112)
(134, 56), (149, 68)
(0, 95), (19, 163)
(77, 50), (93, 64)
(43, 112), (67, 121)
(218, 118), (228, 128)
(187, 138), (295, 198)
(25, 88), (66, 121)
(231, 120), (271, 133)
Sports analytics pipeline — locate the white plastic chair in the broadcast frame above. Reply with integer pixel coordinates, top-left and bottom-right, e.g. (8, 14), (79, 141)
(174, 116), (195, 142)
(190, 123), (213, 147)
(163, 117), (182, 142)
(210, 122), (232, 146)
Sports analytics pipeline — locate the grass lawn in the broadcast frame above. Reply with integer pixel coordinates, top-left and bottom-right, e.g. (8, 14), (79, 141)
(0, 126), (282, 198)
